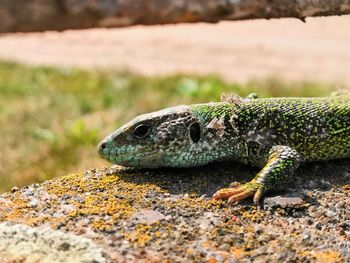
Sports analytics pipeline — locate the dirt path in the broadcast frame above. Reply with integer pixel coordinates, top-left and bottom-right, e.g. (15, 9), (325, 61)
(0, 16), (350, 85)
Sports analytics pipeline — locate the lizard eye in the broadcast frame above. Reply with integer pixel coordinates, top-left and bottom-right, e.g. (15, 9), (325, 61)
(133, 124), (151, 139)
(189, 122), (201, 143)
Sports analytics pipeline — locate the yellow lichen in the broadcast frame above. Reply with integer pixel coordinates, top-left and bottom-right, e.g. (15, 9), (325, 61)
(237, 206), (267, 223)
(300, 250), (343, 263)
(124, 224), (153, 247)
(0, 169), (165, 231)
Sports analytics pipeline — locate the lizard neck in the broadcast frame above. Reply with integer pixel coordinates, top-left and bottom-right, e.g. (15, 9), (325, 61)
(189, 102), (247, 164)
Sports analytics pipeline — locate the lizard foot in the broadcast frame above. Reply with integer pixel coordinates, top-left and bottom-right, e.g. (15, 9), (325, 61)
(213, 182), (263, 205)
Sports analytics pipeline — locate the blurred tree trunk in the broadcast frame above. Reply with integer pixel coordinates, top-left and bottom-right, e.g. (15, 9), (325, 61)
(1, 0), (350, 33)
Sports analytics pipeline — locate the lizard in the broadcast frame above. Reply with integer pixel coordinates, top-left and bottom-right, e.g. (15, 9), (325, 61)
(98, 93), (350, 205)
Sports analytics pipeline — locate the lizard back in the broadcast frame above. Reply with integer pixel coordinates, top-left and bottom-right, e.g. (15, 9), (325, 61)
(237, 95), (350, 162)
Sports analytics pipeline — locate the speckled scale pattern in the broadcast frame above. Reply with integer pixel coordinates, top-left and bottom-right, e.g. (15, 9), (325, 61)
(204, 95), (349, 201)
(235, 96), (350, 163)
(98, 94), (350, 202)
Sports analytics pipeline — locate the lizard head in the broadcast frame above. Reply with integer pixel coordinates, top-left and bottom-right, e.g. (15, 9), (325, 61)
(98, 104), (231, 168)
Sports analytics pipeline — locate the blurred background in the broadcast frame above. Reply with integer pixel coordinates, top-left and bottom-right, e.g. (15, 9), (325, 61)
(0, 17), (349, 193)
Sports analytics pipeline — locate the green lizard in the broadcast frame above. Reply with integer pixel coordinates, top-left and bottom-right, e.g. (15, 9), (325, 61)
(98, 94), (350, 205)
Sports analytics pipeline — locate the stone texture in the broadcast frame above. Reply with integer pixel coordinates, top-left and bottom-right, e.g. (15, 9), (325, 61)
(0, 160), (349, 262)
(0, 222), (105, 263)
(1, 0), (350, 33)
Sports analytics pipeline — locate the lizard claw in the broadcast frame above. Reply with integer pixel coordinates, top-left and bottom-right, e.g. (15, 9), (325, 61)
(253, 188), (263, 205)
(213, 182), (259, 205)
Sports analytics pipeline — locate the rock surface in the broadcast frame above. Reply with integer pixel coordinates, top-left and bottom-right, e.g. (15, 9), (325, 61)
(2, 0), (350, 33)
(0, 160), (349, 262)
(0, 222), (105, 263)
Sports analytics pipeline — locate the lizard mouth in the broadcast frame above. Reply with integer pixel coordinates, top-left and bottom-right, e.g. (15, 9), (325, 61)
(106, 150), (162, 167)
(138, 151), (164, 168)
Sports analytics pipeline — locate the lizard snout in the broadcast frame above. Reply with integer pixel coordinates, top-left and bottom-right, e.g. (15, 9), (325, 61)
(99, 141), (107, 150)
(97, 140), (108, 156)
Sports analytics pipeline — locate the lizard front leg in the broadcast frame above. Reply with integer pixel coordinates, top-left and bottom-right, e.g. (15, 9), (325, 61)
(213, 145), (301, 205)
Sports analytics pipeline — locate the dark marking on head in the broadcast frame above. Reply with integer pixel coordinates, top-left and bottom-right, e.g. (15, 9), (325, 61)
(189, 122), (201, 143)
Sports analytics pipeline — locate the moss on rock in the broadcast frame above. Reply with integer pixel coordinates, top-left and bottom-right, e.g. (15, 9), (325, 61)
(0, 160), (349, 262)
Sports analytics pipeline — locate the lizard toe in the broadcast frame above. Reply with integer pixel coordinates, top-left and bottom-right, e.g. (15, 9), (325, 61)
(213, 182), (260, 205)
(253, 188), (263, 205)
(212, 188), (237, 200)
(227, 188), (255, 205)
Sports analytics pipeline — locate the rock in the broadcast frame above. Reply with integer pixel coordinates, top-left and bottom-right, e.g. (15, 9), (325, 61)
(131, 210), (166, 225)
(29, 199), (39, 208)
(10, 186), (19, 193)
(1, 0), (350, 33)
(264, 196), (306, 209)
(0, 222), (105, 263)
(0, 161), (348, 262)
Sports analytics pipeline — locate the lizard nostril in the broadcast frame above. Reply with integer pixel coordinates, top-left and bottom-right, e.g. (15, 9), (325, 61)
(99, 141), (107, 150)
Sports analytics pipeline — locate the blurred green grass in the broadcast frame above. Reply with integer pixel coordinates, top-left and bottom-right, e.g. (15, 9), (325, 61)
(0, 61), (338, 193)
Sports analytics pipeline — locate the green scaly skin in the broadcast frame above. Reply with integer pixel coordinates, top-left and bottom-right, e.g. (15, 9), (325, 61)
(98, 94), (350, 205)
